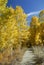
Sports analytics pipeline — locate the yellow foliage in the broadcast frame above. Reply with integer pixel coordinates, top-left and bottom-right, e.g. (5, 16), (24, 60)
(28, 12), (44, 46)
(0, 0), (44, 56)
(0, 0), (29, 50)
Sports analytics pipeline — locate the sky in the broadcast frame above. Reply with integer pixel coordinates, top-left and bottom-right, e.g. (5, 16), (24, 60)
(7, 0), (44, 14)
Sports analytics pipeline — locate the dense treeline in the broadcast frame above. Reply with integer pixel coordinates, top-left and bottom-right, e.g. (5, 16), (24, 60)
(0, 0), (44, 50)
(0, 0), (44, 64)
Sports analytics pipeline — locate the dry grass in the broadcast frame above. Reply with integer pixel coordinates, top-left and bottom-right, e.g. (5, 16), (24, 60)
(0, 47), (26, 65)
